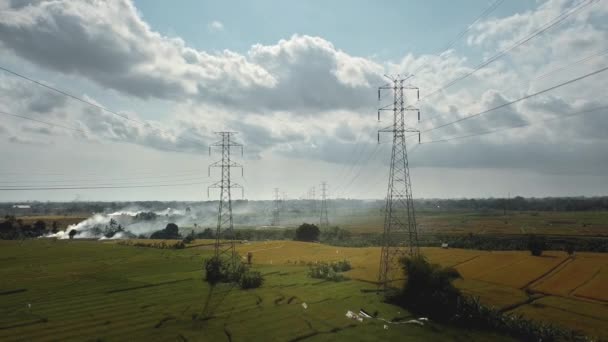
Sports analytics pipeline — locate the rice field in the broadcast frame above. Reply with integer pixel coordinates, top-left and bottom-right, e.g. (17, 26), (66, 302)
(335, 210), (608, 236)
(1, 238), (607, 340)
(0, 239), (514, 342)
(235, 241), (608, 339)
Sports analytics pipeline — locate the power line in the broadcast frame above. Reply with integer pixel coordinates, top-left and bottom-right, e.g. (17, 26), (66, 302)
(421, 105), (608, 144)
(419, 46), (608, 124)
(420, 0), (598, 102)
(411, 0), (505, 76)
(422, 64), (608, 134)
(0, 65), (206, 148)
(0, 176), (212, 188)
(0, 110), (85, 133)
(0, 171), (205, 184)
(0, 182), (207, 191)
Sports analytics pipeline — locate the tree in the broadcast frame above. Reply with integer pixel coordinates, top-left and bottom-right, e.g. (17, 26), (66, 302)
(183, 230), (195, 244)
(51, 221), (59, 234)
(396, 256), (462, 320)
(197, 228), (214, 239)
(33, 220), (46, 232)
(68, 229), (78, 239)
(294, 223), (320, 242)
(565, 242), (575, 256)
(165, 223), (179, 237)
(528, 234), (546, 256)
(150, 223), (181, 239)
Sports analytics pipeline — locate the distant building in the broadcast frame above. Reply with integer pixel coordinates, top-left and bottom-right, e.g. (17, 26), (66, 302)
(12, 204), (31, 209)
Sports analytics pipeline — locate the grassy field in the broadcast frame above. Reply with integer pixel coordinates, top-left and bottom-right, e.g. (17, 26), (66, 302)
(233, 241), (608, 339)
(0, 240), (515, 342)
(334, 210), (608, 236)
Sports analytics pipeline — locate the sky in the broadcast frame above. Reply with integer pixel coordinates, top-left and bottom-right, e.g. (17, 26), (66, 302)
(0, 0), (607, 202)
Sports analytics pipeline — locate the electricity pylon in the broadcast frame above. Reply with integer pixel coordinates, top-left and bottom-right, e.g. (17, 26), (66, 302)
(310, 186), (317, 215)
(272, 188), (280, 226)
(319, 181), (329, 227)
(208, 132), (243, 267)
(377, 75), (421, 290)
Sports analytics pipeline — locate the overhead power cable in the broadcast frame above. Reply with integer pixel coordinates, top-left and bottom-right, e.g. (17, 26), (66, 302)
(419, 47), (608, 124)
(422, 64), (608, 134)
(411, 0), (505, 76)
(419, 0), (598, 102)
(0, 65), (206, 148)
(0, 182), (208, 191)
(420, 105), (608, 144)
(0, 110), (85, 133)
(0, 173), (208, 185)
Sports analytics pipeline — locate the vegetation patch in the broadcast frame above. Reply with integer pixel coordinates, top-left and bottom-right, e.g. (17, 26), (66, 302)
(203, 256), (264, 289)
(390, 256), (588, 341)
(308, 260), (352, 281)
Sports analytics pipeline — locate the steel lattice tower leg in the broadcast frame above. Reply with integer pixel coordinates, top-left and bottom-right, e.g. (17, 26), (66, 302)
(377, 75), (421, 290)
(208, 132), (243, 268)
(319, 181), (329, 227)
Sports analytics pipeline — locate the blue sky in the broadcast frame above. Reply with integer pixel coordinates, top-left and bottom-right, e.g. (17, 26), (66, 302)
(134, 0), (532, 60)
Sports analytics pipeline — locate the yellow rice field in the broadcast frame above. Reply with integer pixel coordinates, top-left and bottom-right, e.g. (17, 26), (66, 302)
(235, 241), (608, 339)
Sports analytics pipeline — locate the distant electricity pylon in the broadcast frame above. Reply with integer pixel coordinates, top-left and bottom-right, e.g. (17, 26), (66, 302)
(272, 188), (280, 226)
(319, 181), (329, 227)
(309, 186), (317, 215)
(377, 75), (421, 290)
(208, 132), (243, 267)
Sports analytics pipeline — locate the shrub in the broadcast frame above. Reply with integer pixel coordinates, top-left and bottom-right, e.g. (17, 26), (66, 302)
(239, 270), (264, 289)
(203, 256), (264, 289)
(295, 223), (320, 242)
(308, 261), (350, 281)
(204, 256), (232, 284)
(332, 260), (351, 272)
(174, 241), (186, 249)
(150, 223), (181, 239)
(183, 230), (195, 244)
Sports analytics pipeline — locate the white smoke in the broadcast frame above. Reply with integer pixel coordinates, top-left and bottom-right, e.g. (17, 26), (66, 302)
(45, 207), (202, 240)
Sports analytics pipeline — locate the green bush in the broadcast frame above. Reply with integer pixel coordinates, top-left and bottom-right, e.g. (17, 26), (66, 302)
(239, 270), (264, 289)
(203, 256), (233, 284)
(203, 256), (264, 289)
(332, 259), (351, 272)
(308, 261), (350, 281)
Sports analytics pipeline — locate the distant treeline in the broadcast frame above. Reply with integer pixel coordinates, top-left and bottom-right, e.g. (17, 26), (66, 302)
(415, 196), (608, 212)
(0, 216), (56, 239)
(324, 231), (608, 253)
(2, 196), (608, 217)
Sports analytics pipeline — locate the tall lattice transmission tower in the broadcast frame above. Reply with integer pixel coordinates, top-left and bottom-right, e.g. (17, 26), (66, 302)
(271, 188), (280, 226)
(208, 132), (243, 267)
(377, 75), (421, 290)
(319, 181), (329, 227)
(309, 186), (317, 216)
